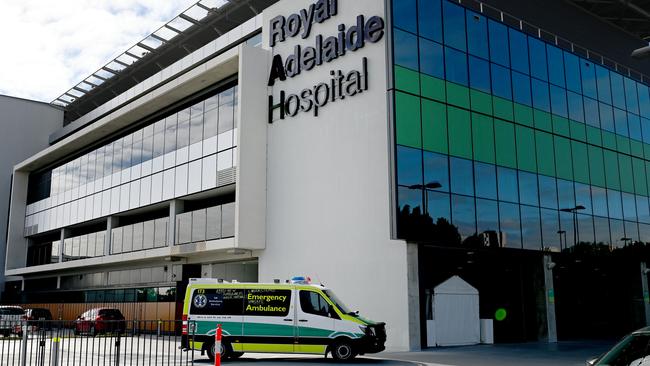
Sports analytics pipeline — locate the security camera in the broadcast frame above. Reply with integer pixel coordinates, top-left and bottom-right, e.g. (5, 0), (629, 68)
(546, 262), (556, 270)
(644, 268), (650, 275)
(631, 45), (650, 59)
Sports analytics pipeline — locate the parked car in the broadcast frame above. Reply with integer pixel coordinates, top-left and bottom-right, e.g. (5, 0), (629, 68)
(587, 327), (650, 365)
(74, 308), (125, 336)
(24, 308), (54, 330)
(0, 306), (25, 337)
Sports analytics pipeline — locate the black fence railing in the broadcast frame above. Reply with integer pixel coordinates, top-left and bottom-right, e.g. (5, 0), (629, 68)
(0, 320), (202, 366)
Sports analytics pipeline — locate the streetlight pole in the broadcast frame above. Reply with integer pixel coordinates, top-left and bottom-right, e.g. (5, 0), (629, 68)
(560, 205), (586, 247)
(557, 230), (566, 251)
(408, 181), (442, 216)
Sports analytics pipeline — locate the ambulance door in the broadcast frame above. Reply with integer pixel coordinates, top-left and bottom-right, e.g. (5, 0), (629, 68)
(241, 288), (295, 353)
(296, 290), (335, 354)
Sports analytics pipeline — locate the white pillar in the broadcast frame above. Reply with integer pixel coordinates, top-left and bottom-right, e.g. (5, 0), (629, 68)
(168, 200), (184, 247)
(641, 262), (650, 326)
(543, 255), (557, 343)
(106, 217), (119, 256)
(407, 243), (421, 350)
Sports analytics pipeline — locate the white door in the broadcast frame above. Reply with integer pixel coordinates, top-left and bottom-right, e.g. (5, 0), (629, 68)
(296, 290), (335, 354)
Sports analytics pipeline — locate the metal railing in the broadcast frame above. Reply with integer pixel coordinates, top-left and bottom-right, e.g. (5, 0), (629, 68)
(0, 320), (200, 366)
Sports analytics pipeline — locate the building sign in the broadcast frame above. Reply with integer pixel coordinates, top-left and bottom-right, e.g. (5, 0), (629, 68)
(267, 0), (385, 123)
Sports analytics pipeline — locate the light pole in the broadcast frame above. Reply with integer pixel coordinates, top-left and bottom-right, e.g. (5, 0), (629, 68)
(560, 205), (586, 247)
(408, 181), (442, 215)
(557, 230), (566, 251)
(621, 237), (633, 247)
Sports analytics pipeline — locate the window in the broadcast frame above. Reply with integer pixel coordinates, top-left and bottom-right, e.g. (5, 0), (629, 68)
(547, 45), (565, 87)
(419, 38), (444, 78)
(476, 198), (499, 235)
(512, 72), (532, 106)
(595, 65), (612, 104)
(474, 162), (497, 199)
(397, 145), (422, 187)
(444, 47), (468, 86)
(550, 85), (568, 118)
(300, 290), (332, 317)
(519, 171), (539, 206)
(245, 289), (291, 317)
(469, 56), (490, 93)
(583, 97), (599, 128)
(531, 79), (550, 112)
(452, 194), (476, 239)
(466, 11), (488, 58)
(392, 0), (417, 33)
(539, 175), (558, 209)
(592, 186), (609, 216)
(497, 167), (518, 203)
(599, 103), (615, 132)
(418, 0), (442, 42)
(499, 202), (522, 248)
(190, 288), (244, 315)
(610, 73), (626, 109)
(567, 92), (584, 123)
(580, 61), (597, 99)
(614, 108), (629, 137)
(164, 115), (177, 154)
(442, 1), (466, 51)
(521, 205), (542, 250)
(190, 101), (205, 145)
(564, 52), (582, 93)
(450, 157), (474, 196)
(423, 152), (449, 192)
(509, 29), (529, 75)
(488, 20), (509, 67)
(528, 37), (547, 81)
(624, 78), (639, 114)
(491, 64), (512, 99)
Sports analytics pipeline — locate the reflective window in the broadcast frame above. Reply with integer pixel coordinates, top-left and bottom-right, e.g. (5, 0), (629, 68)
(418, 0), (442, 42)
(419, 38), (444, 78)
(540, 208), (560, 250)
(614, 108), (629, 137)
(491, 64), (512, 99)
(547, 45), (565, 88)
(497, 167), (518, 203)
(164, 115), (177, 154)
(476, 198), (499, 235)
(610, 72), (626, 109)
(509, 28), (529, 75)
(595, 65), (612, 104)
(427, 190), (451, 224)
(539, 175), (558, 209)
(469, 56), (490, 93)
(397, 146), (423, 187)
(466, 11), (488, 58)
(392, 0), (417, 33)
(580, 61), (597, 99)
(599, 103), (615, 132)
(567, 92), (584, 123)
(622, 192), (638, 221)
(512, 72), (532, 106)
(450, 157), (474, 196)
(607, 189), (623, 219)
(452, 194), (476, 239)
(550, 85), (568, 118)
(564, 52), (582, 93)
(593, 216), (611, 246)
(583, 97), (600, 128)
(557, 179), (575, 211)
(624, 78), (639, 114)
(637, 195), (650, 224)
(574, 183), (593, 215)
(521, 205), (542, 250)
(628, 113), (642, 141)
(423, 152), (449, 192)
(499, 202), (521, 248)
(488, 20), (509, 67)
(394, 29), (419, 70)
(445, 47), (468, 86)
(442, 1), (466, 51)
(474, 162), (497, 199)
(519, 171), (539, 206)
(577, 214), (595, 244)
(531, 79), (550, 112)
(528, 37), (547, 81)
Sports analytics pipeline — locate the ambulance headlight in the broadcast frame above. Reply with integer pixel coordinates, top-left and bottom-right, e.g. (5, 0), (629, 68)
(360, 325), (375, 336)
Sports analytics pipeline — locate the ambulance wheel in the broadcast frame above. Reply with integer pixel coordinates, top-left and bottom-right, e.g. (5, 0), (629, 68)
(207, 340), (232, 361)
(331, 341), (356, 361)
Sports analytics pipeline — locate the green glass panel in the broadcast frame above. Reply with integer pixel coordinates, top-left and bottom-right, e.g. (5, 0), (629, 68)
(632, 158), (648, 196)
(446, 82), (470, 108)
(569, 120), (586, 141)
(586, 126), (602, 146)
(422, 99), (448, 154)
(646, 162), (650, 195)
(602, 131), (617, 150)
(554, 136), (573, 180)
(494, 120), (517, 168)
(472, 113), (495, 164)
(571, 141), (589, 184)
(470, 90), (492, 115)
(421, 74), (446, 102)
(588, 145), (606, 188)
(394, 66), (420, 95)
(513, 104), (534, 127)
(516, 125), (537, 172)
(552, 116), (570, 137)
(618, 154), (634, 193)
(645, 143), (650, 160)
(631, 140), (644, 158)
(616, 135), (631, 154)
(603, 150), (620, 190)
(493, 97), (514, 121)
(536, 131), (555, 177)
(448, 106), (472, 159)
(395, 92), (422, 148)
(533, 110), (552, 132)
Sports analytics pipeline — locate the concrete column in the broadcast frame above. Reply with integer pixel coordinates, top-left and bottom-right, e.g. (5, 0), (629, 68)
(168, 200), (184, 247)
(406, 243), (421, 350)
(543, 255), (557, 343)
(641, 262), (650, 326)
(59, 228), (70, 263)
(105, 217), (119, 256)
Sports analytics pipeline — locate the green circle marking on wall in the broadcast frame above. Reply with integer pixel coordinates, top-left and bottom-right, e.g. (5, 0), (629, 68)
(495, 308), (507, 321)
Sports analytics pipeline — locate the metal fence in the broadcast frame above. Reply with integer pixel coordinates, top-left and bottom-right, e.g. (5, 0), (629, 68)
(0, 320), (203, 366)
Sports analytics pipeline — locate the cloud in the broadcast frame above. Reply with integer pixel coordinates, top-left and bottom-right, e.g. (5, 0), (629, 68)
(0, 0), (197, 102)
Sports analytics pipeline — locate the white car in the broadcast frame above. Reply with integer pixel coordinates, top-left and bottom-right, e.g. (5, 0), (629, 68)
(0, 306), (25, 337)
(588, 327), (650, 365)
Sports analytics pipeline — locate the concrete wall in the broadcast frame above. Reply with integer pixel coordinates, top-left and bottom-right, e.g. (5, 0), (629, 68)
(257, 0), (418, 351)
(0, 96), (62, 298)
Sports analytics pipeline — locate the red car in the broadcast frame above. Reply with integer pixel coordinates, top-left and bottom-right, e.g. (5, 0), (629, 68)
(74, 308), (125, 336)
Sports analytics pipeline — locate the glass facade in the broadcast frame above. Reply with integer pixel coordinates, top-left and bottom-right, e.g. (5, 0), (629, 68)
(393, 0), (650, 251)
(24, 85), (239, 237)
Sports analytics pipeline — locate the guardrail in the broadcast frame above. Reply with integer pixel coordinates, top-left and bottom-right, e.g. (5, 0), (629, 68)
(0, 320), (200, 366)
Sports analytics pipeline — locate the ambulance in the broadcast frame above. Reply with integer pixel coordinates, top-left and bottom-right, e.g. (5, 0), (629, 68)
(181, 277), (386, 361)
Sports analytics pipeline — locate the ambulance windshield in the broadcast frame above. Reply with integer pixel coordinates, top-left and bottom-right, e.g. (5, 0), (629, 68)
(323, 290), (353, 315)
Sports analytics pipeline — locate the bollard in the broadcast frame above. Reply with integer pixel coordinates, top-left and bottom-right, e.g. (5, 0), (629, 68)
(20, 323), (28, 366)
(51, 337), (60, 366)
(214, 324), (222, 366)
(157, 319), (162, 337)
(115, 332), (121, 366)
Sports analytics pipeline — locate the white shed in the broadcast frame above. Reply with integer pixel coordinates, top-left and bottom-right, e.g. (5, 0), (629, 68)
(427, 276), (480, 347)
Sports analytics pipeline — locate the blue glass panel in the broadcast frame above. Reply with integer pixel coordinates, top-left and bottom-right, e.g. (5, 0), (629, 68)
(519, 171), (539, 206)
(469, 56), (490, 93)
(642, 118), (650, 144)
(539, 175), (558, 209)
(628, 113), (642, 141)
(592, 186), (609, 217)
(427, 190), (451, 223)
(419, 38), (444, 78)
(574, 183), (592, 215)
(594, 216), (611, 246)
(559, 211), (576, 248)
(610, 73), (626, 110)
(445, 47), (468, 86)
(394, 29), (419, 70)
(599, 103), (615, 132)
(541, 208), (561, 249)
(476, 198), (499, 234)
(639, 84), (650, 119)
(474, 162), (497, 199)
(624, 78), (639, 114)
(423, 151), (449, 192)
(584, 97), (600, 128)
(397, 145), (423, 187)
(491, 63), (512, 99)
(622, 192), (637, 221)
(614, 108), (629, 137)
(521, 205), (542, 250)
(636, 195), (650, 224)
(607, 189), (623, 220)
(595, 65), (612, 104)
(528, 37), (547, 81)
(499, 202), (522, 248)
(512, 71), (532, 106)
(547, 45), (565, 88)
(488, 20), (509, 67)
(531, 79), (550, 112)
(557, 179), (575, 211)
(450, 157), (474, 196)
(567, 92), (584, 123)
(564, 52), (582, 94)
(466, 10), (488, 58)
(509, 29), (529, 75)
(550, 85), (568, 118)
(398, 186), (423, 218)
(580, 60), (597, 99)
(497, 166), (519, 203)
(625, 220), (639, 242)
(418, 0), (442, 42)
(452, 194), (476, 239)
(577, 214), (595, 244)
(442, 1), (466, 51)
(393, 0), (417, 33)
(610, 219), (625, 248)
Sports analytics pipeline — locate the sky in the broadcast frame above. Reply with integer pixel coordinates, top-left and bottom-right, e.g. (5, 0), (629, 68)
(0, 0), (198, 103)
